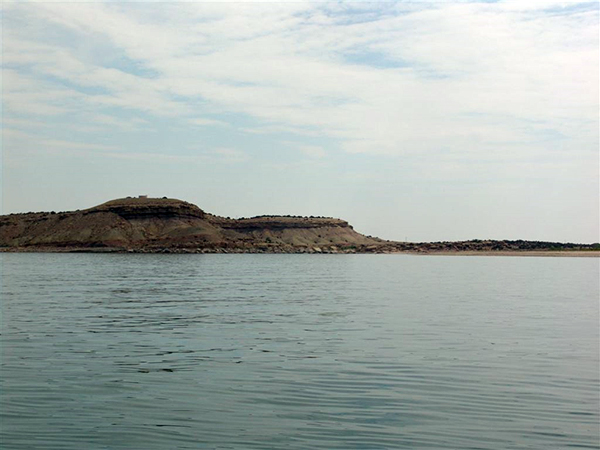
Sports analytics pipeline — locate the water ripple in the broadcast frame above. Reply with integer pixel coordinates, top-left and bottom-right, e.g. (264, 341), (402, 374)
(1, 254), (598, 449)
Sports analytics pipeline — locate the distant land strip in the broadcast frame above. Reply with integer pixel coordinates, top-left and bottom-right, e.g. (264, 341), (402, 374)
(1, 197), (598, 256)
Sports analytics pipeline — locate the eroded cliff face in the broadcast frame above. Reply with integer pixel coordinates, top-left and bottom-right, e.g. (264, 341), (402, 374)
(3, 197), (597, 254)
(0, 197), (379, 252)
(90, 197), (206, 220)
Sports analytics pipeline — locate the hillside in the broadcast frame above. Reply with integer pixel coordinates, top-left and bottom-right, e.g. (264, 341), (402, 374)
(0, 197), (380, 253)
(1, 197), (598, 254)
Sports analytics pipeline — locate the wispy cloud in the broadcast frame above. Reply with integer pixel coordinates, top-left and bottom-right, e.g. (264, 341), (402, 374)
(240, 124), (324, 137)
(208, 147), (249, 163)
(189, 118), (230, 127)
(297, 144), (327, 159)
(41, 139), (118, 151)
(4, 2), (597, 161)
(2, 1), (598, 241)
(91, 114), (149, 131)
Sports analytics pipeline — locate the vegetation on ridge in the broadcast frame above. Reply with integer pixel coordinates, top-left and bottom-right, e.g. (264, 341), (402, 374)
(0, 197), (597, 254)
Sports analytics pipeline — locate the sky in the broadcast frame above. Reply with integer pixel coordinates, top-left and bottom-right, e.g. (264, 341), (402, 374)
(1, 1), (598, 243)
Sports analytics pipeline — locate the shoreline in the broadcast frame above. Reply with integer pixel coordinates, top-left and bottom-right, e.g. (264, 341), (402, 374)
(1, 247), (598, 257)
(408, 250), (600, 258)
(3, 198), (597, 256)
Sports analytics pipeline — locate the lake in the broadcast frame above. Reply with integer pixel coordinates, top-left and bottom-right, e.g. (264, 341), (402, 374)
(1, 253), (598, 449)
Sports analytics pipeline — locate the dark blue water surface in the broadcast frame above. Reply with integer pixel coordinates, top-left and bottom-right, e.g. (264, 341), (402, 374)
(1, 254), (598, 449)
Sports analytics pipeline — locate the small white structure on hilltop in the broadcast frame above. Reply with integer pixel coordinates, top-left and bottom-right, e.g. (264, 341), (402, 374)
(138, 195), (148, 199)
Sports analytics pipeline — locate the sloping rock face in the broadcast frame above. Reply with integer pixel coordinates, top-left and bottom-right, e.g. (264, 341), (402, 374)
(0, 211), (130, 248)
(89, 197), (205, 220)
(0, 197), (379, 252)
(6, 197), (593, 254)
(218, 216), (349, 231)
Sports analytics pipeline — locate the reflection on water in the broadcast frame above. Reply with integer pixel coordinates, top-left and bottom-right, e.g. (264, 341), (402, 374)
(1, 254), (599, 449)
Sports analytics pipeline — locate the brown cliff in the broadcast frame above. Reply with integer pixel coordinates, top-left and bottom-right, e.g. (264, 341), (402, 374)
(1, 197), (598, 254)
(0, 197), (379, 253)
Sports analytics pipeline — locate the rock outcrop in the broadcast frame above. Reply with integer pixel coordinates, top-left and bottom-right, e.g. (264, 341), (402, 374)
(90, 197), (206, 220)
(0, 197), (380, 252)
(1, 197), (597, 254)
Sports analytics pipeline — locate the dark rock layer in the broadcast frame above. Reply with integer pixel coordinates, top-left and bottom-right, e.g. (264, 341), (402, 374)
(1, 197), (598, 254)
(0, 197), (376, 252)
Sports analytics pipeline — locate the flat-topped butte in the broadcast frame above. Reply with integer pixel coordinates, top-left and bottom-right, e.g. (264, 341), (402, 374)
(1, 197), (598, 254)
(0, 197), (375, 253)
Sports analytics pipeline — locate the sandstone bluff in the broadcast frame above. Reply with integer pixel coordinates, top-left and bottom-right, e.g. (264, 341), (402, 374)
(0, 197), (597, 254)
(0, 197), (377, 253)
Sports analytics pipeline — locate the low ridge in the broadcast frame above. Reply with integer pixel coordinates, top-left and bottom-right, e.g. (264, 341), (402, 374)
(1, 197), (598, 254)
(0, 197), (378, 253)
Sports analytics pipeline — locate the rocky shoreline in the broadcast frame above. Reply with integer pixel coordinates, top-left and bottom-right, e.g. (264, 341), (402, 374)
(2, 243), (598, 255)
(1, 197), (598, 256)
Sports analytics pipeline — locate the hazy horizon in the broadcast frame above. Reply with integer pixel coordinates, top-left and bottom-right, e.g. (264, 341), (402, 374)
(2, 1), (598, 243)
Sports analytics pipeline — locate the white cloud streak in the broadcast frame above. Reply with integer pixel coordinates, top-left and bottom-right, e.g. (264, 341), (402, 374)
(2, 2), (598, 232)
(2, 1), (597, 242)
(4, 2), (596, 163)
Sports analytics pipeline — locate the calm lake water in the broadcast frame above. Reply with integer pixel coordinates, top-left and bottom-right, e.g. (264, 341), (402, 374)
(1, 254), (598, 449)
